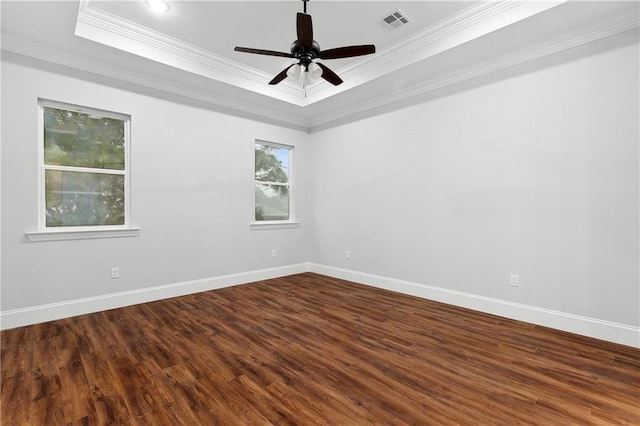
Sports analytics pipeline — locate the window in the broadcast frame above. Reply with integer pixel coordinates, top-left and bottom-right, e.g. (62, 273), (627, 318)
(254, 141), (294, 224)
(32, 100), (134, 239)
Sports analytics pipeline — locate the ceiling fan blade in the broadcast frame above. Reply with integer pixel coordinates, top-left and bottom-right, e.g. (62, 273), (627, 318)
(269, 64), (296, 85)
(297, 13), (314, 50)
(318, 45), (376, 60)
(234, 47), (294, 58)
(316, 63), (343, 86)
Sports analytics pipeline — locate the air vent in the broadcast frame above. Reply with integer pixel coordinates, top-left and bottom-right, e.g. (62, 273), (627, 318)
(381, 9), (411, 30)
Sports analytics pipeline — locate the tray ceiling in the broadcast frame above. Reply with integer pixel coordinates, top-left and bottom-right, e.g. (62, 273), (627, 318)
(2, 1), (638, 131)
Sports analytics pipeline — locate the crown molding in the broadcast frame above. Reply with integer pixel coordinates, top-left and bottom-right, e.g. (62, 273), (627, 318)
(74, 0), (565, 107)
(308, 16), (640, 132)
(3, 2), (635, 133)
(0, 38), (311, 130)
(303, 0), (566, 103)
(75, 0), (305, 105)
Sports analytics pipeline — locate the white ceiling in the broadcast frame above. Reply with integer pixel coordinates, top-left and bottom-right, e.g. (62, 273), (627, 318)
(2, 1), (638, 131)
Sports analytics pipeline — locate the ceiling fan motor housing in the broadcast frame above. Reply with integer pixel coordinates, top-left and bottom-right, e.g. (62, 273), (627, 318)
(291, 39), (320, 69)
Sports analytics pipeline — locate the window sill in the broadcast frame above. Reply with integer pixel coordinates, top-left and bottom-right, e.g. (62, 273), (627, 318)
(26, 227), (140, 242)
(250, 221), (300, 231)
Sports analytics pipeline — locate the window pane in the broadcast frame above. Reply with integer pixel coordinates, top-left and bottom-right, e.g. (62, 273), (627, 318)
(44, 106), (125, 170)
(255, 144), (289, 183)
(255, 184), (289, 221)
(45, 170), (125, 227)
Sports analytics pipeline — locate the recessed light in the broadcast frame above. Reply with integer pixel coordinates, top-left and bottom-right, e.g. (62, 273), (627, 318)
(146, 0), (170, 13)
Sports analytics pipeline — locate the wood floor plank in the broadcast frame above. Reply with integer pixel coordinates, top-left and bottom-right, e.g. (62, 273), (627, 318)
(58, 347), (99, 425)
(1, 373), (34, 425)
(80, 351), (135, 425)
(2, 272), (639, 425)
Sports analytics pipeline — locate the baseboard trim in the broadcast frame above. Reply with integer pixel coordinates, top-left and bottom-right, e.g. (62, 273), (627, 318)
(0, 263), (311, 330)
(309, 263), (640, 348)
(3, 263), (638, 348)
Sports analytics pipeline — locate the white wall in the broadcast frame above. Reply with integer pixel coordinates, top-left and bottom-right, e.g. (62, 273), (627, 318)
(1, 59), (311, 314)
(309, 31), (639, 329)
(2, 30), (638, 346)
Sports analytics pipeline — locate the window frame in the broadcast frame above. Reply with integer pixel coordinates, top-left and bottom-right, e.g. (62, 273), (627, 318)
(27, 99), (138, 242)
(252, 140), (299, 230)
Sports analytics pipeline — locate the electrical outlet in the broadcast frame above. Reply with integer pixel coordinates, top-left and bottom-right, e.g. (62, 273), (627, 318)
(345, 250), (351, 260)
(271, 250), (277, 258)
(111, 267), (120, 279)
(510, 274), (519, 287)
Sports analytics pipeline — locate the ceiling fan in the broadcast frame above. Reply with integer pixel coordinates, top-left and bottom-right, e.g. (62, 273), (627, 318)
(234, 0), (375, 86)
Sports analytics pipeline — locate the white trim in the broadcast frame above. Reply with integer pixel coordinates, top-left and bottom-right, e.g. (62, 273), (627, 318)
(43, 165), (126, 175)
(2, 262), (637, 348)
(0, 263), (310, 330)
(26, 227), (140, 242)
(304, 0), (566, 104)
(37, 100), (132, 232)
(2, 12), (635, 132)
(255, 141), (295, 224)
(308, 264), (640, 349)
(309, 16), (640, 131)
(37, 104), (45, 231)
(39, 97), (129, 121)
(73, 0), (565, 107)
(74, 0), (304, 105)
(250, 222), (300, 231)
(0, 42), (310, 131)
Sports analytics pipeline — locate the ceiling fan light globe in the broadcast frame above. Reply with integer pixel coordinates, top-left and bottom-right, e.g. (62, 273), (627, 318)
(287, 64), (302, 80)
(307, 62), (323, 81)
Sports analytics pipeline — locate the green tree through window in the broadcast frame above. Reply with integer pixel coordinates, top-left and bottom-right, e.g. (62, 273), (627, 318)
(41, 102), (129, 228)
(255, 142), (292, 221)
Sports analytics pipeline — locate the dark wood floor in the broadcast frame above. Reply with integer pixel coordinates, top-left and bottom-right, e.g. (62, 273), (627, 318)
(2, 273), (639, 425)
